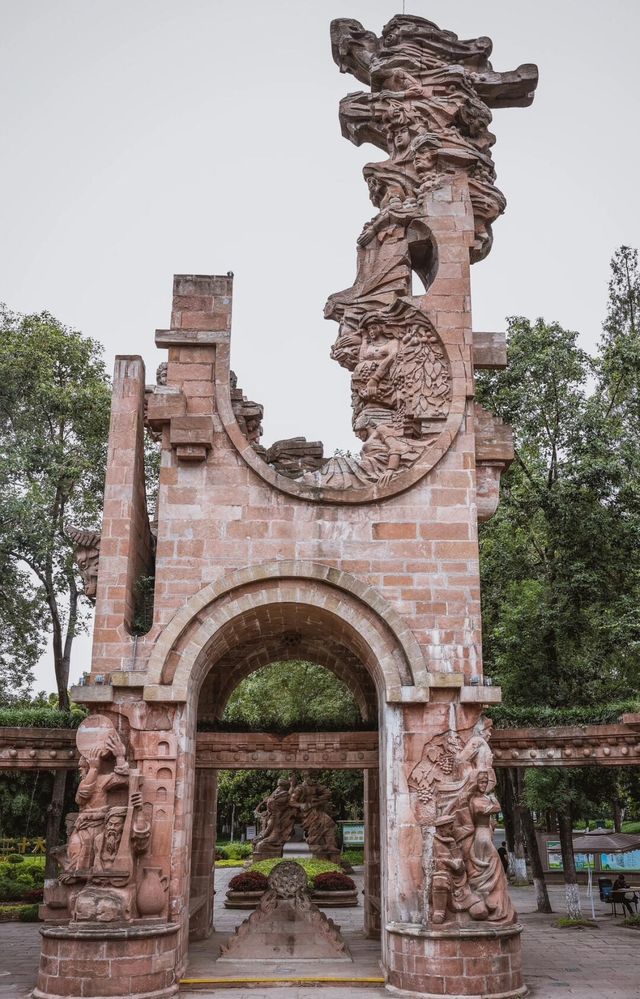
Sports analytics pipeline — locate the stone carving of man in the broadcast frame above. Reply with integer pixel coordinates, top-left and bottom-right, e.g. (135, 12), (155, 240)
(290, 774), (339, 858)
(64, 731), (130, 879)
(66, 527), (101, 600)
(93, 807), (127, 871)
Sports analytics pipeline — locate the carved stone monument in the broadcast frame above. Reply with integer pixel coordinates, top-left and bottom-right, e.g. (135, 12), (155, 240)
(252, 773), (340, 863)
(35, 13), (536, 999)
(218, 861), (351, 962)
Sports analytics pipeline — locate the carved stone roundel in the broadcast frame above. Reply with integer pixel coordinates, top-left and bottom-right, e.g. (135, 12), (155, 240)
(268, 861), (308, 898)
(76, 714), (117, 757)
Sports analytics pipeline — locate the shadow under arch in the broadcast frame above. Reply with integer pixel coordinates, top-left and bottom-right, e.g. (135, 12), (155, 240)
(144, 560), (429, 705)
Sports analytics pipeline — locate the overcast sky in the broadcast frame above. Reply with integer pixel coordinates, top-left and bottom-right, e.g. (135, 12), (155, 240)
(2, 0), (639, 693)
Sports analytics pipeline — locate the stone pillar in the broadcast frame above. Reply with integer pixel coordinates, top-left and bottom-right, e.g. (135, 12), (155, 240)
(90, 356), (154, 676)
(382, 701), (525, 999)
(364, 767), (381, 938)
(188, 769), (217, 940)
(35, 924), (180, 999)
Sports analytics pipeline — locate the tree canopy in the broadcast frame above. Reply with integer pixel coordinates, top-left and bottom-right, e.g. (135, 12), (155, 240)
(477, 247), (640, 709)
(0, 307), (111, 708)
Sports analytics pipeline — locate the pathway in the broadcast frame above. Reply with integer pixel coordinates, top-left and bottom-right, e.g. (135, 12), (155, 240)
(0, 873), (638, 998)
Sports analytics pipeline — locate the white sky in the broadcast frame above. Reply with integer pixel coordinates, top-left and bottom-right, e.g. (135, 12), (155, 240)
(2, 0), (639, 694)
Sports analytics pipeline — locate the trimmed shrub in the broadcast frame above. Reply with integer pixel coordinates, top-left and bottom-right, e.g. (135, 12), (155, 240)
(218, 842), (252, 860)
(228, 870), (269, 892)
(313, 871), (356, 892)
(18, 904), (40, 922)
(5, 855), (24, 865)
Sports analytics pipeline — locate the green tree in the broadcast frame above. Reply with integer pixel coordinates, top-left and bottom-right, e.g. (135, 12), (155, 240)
(0, 307), (111, 869)
(478, 315), (640, 707)
(477, 247), (640, 913)
(0, 307), (111, 709)
(0, 559), (46, 704)
(221, 661), (362, 731)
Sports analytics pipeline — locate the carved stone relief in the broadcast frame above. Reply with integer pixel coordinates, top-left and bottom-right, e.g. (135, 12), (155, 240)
(219, 861), (350, 961)
(408, 714), (514, 928)
(51, 714), (163, 925)
(302, 300), (451, 490)
(67, 526), (101, 601)
(251, 773), (340, 863)
(287, 15), (536, 493)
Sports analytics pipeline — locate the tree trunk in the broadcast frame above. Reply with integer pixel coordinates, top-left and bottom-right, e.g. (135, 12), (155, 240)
(545, 809), (556, 834)
(557, 808), (582, 919)
(509, 769), (528, 882)
(44, 770), (68, 879)
(498, 769), (516, 874)
(521, 800), (552, 912)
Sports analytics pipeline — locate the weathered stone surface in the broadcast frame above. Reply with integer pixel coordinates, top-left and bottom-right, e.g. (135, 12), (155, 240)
(218, 862), (351, 962)
(33, 14), (539, 999)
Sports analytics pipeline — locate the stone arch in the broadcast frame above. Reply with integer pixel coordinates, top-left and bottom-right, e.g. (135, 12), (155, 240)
(144, 561), (429, 703)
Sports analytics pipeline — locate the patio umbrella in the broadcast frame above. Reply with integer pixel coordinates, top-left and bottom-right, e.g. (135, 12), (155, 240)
(570, 829), (640, 918)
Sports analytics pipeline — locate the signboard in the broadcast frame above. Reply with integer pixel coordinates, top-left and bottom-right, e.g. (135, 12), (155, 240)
(547, 840), (594, 871)
(600, 850), (640, 872)
(340, 821), (365, 847)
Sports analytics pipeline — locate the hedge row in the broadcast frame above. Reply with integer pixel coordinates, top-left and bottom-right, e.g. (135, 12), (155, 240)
(487, 700), (640, 729)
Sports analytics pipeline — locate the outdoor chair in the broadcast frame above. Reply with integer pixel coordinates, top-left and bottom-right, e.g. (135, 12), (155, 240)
(598, 878), (619, 916)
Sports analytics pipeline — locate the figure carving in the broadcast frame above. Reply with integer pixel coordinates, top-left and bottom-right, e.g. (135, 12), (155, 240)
(294, 16), (536, 492)
(54, 715), (153, 924)
(251, 774), (340, 862)
(66, 526), (101, 600)
(252, 778), (299, 859)
(408, 714), (513, 928)
(290, 773), (340, 862)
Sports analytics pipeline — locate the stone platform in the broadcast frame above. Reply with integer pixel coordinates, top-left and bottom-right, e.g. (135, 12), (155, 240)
(3, 874), (640, 998)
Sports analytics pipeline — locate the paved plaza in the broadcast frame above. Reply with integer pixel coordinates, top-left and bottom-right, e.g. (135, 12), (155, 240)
(1, 869), (638, 999)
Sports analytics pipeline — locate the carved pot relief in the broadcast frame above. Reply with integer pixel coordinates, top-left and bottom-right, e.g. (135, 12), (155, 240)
(136, 866), (169, 917)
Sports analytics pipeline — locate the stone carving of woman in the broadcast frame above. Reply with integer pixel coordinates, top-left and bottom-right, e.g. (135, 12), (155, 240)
(467, 770), (514, 922)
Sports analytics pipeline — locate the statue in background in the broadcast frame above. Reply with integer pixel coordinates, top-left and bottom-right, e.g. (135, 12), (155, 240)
(252, 778), (299, 860)
(291, 773), (341, 863)
(251, 773), (340, 863)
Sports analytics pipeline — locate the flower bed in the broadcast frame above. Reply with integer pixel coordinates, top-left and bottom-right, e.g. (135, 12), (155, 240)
(224, 860), (358, 909)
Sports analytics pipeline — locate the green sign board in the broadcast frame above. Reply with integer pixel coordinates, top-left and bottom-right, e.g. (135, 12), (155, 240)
(340, 821), (365, 847)
(547, 840), (594, 871)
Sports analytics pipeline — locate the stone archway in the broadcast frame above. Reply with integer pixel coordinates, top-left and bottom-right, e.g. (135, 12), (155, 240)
(144, 560), (430, 702)
(189, 645), (381, 945)
(160, 573), (399, 965)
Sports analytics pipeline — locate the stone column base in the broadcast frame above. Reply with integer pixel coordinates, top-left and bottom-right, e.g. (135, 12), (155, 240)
(385, 921), (525, 998)
(33, 922), (180, 999)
